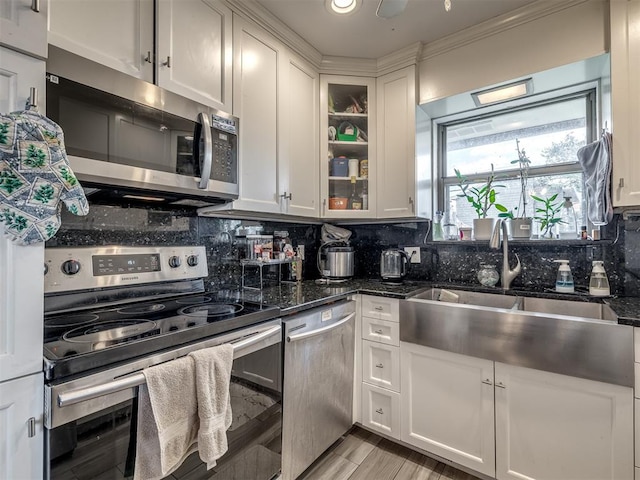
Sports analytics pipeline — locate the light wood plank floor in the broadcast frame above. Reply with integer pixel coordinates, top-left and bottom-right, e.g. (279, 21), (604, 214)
(299, 427), (484, 480)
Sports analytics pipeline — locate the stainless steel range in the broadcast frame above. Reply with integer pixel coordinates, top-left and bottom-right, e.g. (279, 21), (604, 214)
(43, 245), (282, 480)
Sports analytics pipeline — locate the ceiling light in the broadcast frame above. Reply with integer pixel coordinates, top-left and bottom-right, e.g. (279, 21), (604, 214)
(444, 0), (451, 12)
(471, 78), (533, 107)
(326, 0), (359, 15)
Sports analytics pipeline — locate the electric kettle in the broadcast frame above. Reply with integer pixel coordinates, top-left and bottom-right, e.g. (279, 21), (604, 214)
(380, 249), (410, 282)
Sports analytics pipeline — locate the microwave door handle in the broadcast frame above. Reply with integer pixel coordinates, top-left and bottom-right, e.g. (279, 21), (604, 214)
(198, 112), (213, 189)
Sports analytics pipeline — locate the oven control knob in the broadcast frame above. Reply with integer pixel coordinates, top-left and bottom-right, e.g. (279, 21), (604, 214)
(168, 255), (182, 268)
(187, 255), (199, 267)
(61, 259), (81, 275)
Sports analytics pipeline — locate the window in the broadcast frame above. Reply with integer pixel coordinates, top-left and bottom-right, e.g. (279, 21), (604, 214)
(439, 90), (596, 234)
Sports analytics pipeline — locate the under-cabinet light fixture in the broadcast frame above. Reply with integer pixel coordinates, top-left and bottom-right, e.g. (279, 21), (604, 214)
(326, 0), (360, 15)
(471, 78), (533, 107)
(122, 194), (166, 202)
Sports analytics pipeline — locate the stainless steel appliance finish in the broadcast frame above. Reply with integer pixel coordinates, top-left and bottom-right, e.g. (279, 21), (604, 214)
(44, 245), (283, 480)
(380, 248), (409, 281)
(46, 46), (238, 204)
(282, 300), (356, 480)
(320, 245), (355, 279)
(401, 294), (633, 387)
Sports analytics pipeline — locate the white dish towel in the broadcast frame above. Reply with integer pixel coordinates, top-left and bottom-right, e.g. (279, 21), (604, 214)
(189, 343), (234, 469)
(134, 355), (199, 480)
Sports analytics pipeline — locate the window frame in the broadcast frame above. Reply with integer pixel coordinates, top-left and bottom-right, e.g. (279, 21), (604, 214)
(434, 84), (599, 215)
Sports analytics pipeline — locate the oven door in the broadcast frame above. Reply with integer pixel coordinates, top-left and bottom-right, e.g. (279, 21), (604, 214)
(45, 320), (282, 480)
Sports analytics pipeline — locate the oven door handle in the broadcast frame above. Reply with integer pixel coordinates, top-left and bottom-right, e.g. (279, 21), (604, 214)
(56, 325), (281, 408)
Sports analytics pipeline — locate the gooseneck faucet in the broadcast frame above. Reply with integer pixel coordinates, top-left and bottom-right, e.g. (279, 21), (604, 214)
(489, 219), (521, 290)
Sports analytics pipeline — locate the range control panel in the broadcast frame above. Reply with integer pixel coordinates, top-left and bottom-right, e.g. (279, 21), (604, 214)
(44, 246), (208, 294)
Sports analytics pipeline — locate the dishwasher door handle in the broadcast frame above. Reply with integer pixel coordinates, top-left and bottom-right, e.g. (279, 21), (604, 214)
(287, 312), (355, 343)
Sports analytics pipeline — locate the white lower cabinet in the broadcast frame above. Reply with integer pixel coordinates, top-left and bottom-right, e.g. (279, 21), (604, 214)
(361, 382), (400, 437)
(362, 340), (400, 392)
(495, 362), (633, 480)
(401, 342), (496, 477)
(0, 373), (44, 480)
(399, 342), (634, 480)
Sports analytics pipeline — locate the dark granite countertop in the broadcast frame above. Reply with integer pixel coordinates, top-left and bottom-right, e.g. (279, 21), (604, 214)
(218, 278), (640, 326)
(218, 279), (431, 316)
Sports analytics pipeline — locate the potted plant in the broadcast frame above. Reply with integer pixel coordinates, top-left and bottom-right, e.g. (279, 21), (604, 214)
(455, 164), (506, 240)
(532, 193), (564, 238)
(509, 139), (534, 238)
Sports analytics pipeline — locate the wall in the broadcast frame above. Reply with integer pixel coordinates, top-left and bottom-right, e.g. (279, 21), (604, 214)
(50, 202), (632, 297)
(418, 0), (608, 104)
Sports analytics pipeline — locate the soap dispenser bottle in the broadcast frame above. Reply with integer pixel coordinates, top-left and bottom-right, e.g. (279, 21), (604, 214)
(554, 260), (575, 293)
(589, 261), (610, 296)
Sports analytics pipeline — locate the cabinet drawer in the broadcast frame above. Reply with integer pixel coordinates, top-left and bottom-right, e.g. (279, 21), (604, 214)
(362, 317), (399, 346)
(361, 295), (399, 322)
(361, 382), (400, 438)
(363, 340), (400, 392)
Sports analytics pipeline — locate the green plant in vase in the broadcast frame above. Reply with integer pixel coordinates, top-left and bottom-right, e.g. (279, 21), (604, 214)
(532, 193), (564, 238)
(455, 164), (506, 218)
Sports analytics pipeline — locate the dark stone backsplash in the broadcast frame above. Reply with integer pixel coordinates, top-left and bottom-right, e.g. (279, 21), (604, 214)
(49, 202), (635, 297)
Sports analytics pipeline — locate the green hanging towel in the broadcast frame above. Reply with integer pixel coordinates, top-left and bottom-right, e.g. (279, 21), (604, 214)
(0, 108), (88, 245)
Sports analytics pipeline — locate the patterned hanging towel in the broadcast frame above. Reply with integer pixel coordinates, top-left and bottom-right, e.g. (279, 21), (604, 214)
(0, 108), (88, 245)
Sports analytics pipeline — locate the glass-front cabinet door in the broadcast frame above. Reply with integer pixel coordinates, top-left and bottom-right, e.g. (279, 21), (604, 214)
(320, 75), (376, 218)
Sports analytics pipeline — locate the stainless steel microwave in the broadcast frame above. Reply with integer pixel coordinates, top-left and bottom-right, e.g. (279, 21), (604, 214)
(45, 46), (238, 206)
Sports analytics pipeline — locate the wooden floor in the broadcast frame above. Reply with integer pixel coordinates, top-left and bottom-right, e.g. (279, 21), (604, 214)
(299, 427), (484, 480)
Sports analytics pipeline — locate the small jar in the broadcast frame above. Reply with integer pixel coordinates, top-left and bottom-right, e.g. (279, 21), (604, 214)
(477, 263), (499, 287)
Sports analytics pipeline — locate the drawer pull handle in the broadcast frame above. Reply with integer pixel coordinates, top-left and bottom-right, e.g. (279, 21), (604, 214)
(375, 408), (384, 415)
(374, 306), (383, 311)
(31, 0), (40, 13)
(481, 379), (493, 386)
(163, 56), (171, 68)
(495, 381), (506, 389)
(375, 363), (384, 369)
(144, 51), (152, 63)
(374, 329), (384, 334)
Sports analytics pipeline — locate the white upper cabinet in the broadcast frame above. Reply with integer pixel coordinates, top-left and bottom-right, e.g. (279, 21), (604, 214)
(320, 75), (376, 219)
(376, 65), (418, 218)
(48, 0), (232, 111)
(281, 54), (319, 217)
(201, 16), (319, 217)
(156, 0), (232, 111)
(48, 0), (153, 82)
(0, 47), (45, 382)
(229, 16), (282, 214)
(0, 0), (48, 59)
(610, 0), (640, 207)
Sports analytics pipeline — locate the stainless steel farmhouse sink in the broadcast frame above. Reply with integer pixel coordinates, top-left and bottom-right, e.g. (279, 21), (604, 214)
(412, 287), (618, 321)
(401, 289), (633, 387)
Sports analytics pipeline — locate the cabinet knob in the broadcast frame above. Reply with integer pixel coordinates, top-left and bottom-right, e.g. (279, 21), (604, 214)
(619, 178), (625, 188)
(31, 0), (40, 13)
(375, 408), (384, 415)
(280, 192), (292, 200)
(481, 378), (493, 386)
(375, 363), (384, 369)
(144, 51), (152, 64)
(163, 56), (171, 68)
(495, 381), (506, 389)
(409, 196), (415, 213)
(374, 329), (384, 334)
(374, 306), (383, 311)
(28, 417), (36, 438)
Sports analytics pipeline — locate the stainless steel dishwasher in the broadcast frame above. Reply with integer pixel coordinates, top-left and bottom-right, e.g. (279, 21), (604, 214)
(282, 299), (356, 480)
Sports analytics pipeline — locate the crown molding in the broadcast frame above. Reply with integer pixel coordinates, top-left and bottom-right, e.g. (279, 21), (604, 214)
(223, 0), (323, 68)
(377, 42), (422, 76)
(319, 56), (378, 76)
(420, 0), (593, 61)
